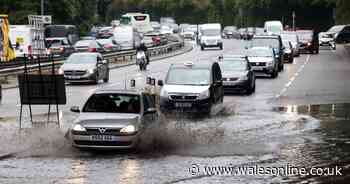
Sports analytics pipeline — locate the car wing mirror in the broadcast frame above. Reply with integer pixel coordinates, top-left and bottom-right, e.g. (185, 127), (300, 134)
(158, 80), (164, 86)
(70, 106), (80, 113)
(145, 107), (157, 114)
(102, 59), (107, 64)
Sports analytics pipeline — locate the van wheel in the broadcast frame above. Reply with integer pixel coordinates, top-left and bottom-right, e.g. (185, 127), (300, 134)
(201, 46), (204, 50)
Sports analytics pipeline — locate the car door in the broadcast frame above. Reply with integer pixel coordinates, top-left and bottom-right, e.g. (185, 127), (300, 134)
(142, 93), (157, 125)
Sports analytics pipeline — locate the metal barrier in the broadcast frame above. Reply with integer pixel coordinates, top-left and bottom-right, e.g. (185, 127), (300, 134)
(0, 41), (184, 77)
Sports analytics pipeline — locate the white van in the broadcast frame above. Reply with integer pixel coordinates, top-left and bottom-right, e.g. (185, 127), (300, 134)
(264, 21), (283, 35)
(9, 25), (35, 58)
(113, 25), (141, 50)
(199, 23), (223, 50)
(120, 13), (153, 33)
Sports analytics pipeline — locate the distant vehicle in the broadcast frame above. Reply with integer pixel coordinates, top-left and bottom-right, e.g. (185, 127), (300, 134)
(255, 27), (265, 35)
(69, 88), (157, 149)
(282, 41), (294, 63)
(319, 32), (336, 50)
(180, 26), (196, 40)
(141, 34), (154, 48)
(58, 52), (109, 84)
(9, 25), (34, 57)
(245, 27), (255, 40)
(45, 25), (79, 45)
(296, 30), (319, 54)
(218, 55), (256, 94)
(222, 26), (238, 39)
(74, 40), (105, 53)
(160, 25), (173, 35)
(323, 25), (350, 43)
(264, 21), (283, 35)
(158, 61), (224, 114)
(0, 84), (2, 102)
(96, 27), (113, 39)
(238, 28), (246, 39)
(46, 37), (75, 57)
(96, 39), (120, 52)
(281, 32), (300, 56)
(200, 23), (223, 50)
(113, 25), (141, 50)
(251, 34), (285, 71)
(160, 17), (179, 33)
(150, 21), (161, 31)
(120, 13), (153, 33)
(143, 31), (167, 46)
(247, 47), (279, 78)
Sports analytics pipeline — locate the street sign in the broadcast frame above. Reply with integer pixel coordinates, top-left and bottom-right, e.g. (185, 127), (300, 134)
(18, 74), (66, 105)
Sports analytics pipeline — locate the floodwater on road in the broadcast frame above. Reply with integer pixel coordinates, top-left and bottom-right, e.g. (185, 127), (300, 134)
(1, 102), (350, 183)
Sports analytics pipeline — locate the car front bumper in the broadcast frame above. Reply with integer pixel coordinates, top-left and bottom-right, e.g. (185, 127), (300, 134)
(64, 73), (96, 83)
(251, 65), (275, 74)
(160, 97), (212, 113)
(223, 80), (250, 93)
(70, 131), (139, 149)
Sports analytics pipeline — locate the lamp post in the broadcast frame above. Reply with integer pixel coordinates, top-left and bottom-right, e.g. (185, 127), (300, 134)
(41, 0), (44, 15)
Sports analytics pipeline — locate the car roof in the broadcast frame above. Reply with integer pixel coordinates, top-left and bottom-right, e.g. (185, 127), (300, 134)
(170, 61), (217, 70)
(253, 34), (280, 39)
(94, 87), (142, 95)
(70, 52), (101, 56)
(221, 54), (247, 59)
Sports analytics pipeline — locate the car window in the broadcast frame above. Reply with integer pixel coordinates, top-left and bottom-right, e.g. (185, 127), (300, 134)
(220, 59), (247, 71)
(66, 54), (97, 64)
(83, 93), (140, 114)
(248, 48), (273, 57)
(251, 38), (280, 49)
(166, 68), (210, 85)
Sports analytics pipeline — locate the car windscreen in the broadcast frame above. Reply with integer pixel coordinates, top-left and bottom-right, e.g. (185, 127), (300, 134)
(74, 40), (93, 47)
(83, 93), (140, 114)
(251, 38), (280, 49)
(297, 32), (313, 41)
(166, 68), (210, 85)
(328, 26), (344, 33)
(248, 48), (273, 57)
(46, 40), (66, 48)
(201, 29), (220, 36)
(97, 39), (112, 45)
(281, 34), (297, 42)
(219, 60), (247, 71)
(66, 54), (97, 64)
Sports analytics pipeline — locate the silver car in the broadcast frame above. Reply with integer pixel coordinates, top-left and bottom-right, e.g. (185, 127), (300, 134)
(69, 88), (158, 149)
(58, 52), (109, 84)
(247, 47), (279, 78)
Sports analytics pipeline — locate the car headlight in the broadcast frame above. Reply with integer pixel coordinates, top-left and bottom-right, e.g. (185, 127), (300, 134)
(307, 42), (312, 46)
(58, 68), (64, 75)
(160, 89), (169, 97)
(239, 75), (248, 81)
(198, 90), (210, 100)
(72, 124), (86, 132)
(285, 49), (292, 54)
(267, 60), (274, 66)
(120, 125), (137, 134)
(87, 68), (95, 74)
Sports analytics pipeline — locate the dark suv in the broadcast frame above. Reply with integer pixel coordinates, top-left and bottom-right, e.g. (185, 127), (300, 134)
(158, 61), (224, 114)
(250, 35), (285, 71)
(46, 37), (75, 57)
(296, 30), (319, 54)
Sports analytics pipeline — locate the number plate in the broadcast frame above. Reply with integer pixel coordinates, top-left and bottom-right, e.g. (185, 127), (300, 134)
(175, 102), (192, 108)
(68, 76), (80, 79)
(91, 135), (114, 141)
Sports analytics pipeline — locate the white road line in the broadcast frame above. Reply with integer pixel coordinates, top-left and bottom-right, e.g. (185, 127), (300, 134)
(275, 54), (311, 99)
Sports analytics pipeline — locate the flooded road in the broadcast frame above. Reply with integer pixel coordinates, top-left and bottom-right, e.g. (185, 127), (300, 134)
(1, 102), (349, 183)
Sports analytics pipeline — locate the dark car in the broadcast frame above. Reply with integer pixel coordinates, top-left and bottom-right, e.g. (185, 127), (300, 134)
(282, 41), (294, 63)
(218, 55), (256, 94)
(251, 34), (285, 71)
(296, 30), (319, 54)
(326, 25), (350, 43)
(158, 61), (224, 115)
(46, 37), (75, 57)
(222, 26), (238, 39)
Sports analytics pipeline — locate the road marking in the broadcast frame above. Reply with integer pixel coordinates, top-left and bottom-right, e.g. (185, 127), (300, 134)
(275, 55), (310, 99)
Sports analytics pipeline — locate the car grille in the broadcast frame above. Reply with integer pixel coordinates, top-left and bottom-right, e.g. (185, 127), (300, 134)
(169, 95), (198, 101)
(74, 140), (132, 147)
(184, 34), (193, 37)
(223, 77), (239, 81)
(85, 128), (124, 136)
(250, 62), (266, 66)
(64, 70), (87, 76)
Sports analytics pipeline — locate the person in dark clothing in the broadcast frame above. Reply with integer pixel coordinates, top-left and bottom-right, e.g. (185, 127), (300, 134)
(136, 42), (149, 64)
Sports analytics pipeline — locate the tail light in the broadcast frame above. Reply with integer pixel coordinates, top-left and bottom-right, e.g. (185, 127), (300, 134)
(105, 44), (113, 48)
(88, 48), (97, 52)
